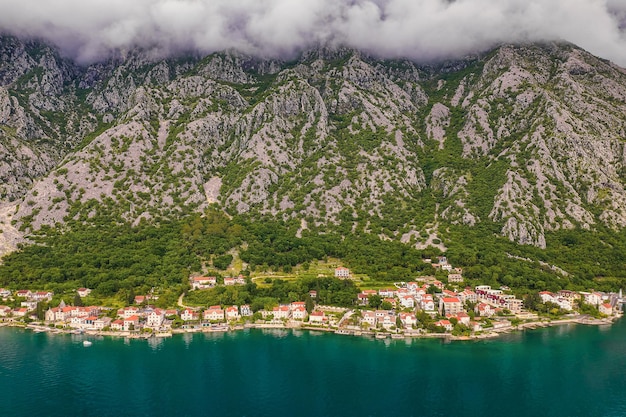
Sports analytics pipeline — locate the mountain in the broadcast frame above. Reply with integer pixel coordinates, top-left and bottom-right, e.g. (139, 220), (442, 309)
(2, 35), (626, 257)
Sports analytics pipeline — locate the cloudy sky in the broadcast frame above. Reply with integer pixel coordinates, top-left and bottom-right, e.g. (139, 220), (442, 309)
(0, 0), (625, 65)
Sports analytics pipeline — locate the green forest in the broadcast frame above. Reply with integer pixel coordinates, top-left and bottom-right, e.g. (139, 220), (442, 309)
(2, 206), (626, 309)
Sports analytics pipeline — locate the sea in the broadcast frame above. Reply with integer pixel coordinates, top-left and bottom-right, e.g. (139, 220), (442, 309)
(1, 320), (626, 417)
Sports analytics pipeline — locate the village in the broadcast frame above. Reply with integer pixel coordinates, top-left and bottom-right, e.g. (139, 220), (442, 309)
(0, 256), (622, 340)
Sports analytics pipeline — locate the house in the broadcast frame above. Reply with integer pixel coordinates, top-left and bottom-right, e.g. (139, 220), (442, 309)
(204, 306), (225, 322)
(581, 292), (603, 306)
(13, 308), (29, 317)
(357, 291), (376, 306)
(448, 274), (464, 283)
(379, 313), (396, 329)
(492, 320), (512, 329)
(111, 319), (125, 331)
(0, 305), (12, 316)
(292, 307), (308, 321)
(77, 288), (91, 297)
(146, 309), (166, 327)
(433, 280), (444, 290)
(439, 297), (463, 316)
(379, 288), (396, 298)
(21, 301), (37, 310)
(557, 290), (580, 304)
(420, 294), (435, 312)
(225, 305), (240, 321)
(181, 308), (199, 321)
(290, 301), (306, 310)
(240, 305), (252, 316)
(458, 289), (477, 304)
(118, 306), (140, 319)
(191, 276), (216, 290)
(470, 321), (483, 332)
(165, 309), (179, 317)
(539, 291), (555, 303)
(124, 315), (140, 331)
(309, 310), (326, 323)
(308, 290), (317, 298)
(599, 303), (613, 316)
(505, 298), (523, 314)
(32, 291), (54, 302)
(361, 311), (377, 326)
(0, 288), (11, 298)
(272, 305), (291, 320)
(399, 312), (417, 328)
(448, 312), (471, 326)
(334, 267), (351, 278)
(15, 290), (32, 299)
(93, 317), (112, 330)
(134, 295), (147, 305)
(434, 319), (454, 332)
(223, 276), (245, 286)
(475, 303), (494, 317)
(400, 295), (415, 309)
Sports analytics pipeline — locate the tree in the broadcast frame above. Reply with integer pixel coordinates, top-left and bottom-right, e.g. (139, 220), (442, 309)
(36, 302), (45, 320)
(305, 296), (314, 313)
(381, 300), (393, 310)
(368, 294), (382, 309)
(127, 288), (135, 306)
(73, 293), (83, 307)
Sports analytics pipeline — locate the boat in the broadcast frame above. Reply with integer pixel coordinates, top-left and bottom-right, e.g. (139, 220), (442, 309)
(83, 340), (93, 347)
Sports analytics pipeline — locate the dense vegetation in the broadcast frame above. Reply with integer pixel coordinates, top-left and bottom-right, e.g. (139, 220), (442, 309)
(2, 205), (626, 309)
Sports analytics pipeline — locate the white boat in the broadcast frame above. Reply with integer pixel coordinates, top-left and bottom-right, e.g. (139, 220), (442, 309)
(83, 340), (93, 347)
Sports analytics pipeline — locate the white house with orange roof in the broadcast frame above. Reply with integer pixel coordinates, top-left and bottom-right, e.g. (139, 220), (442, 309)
(118, 306), (140, 319)
(291, 306), (308, 321)
(93, 317), (112, 330)
(475, 302), (494, 317)
(448, 312), (471, 326)
(272, 305), (291, 320)
(458, 288), (477, 304)
(378, 288), (396, 298)
(77, 288), (91, 297)
(434, 319), (453, 331)
(203, 306), (225, 322)
(225, 305), (240, 321)
(191, 276), (217, 290)
(399, 312), (417, 328)
(309, 310), (326, 323)
(335, 266), (351, 278)
(181, 308), (199, 321)
(361, 311), (377, 327)
(111, 319), (124, 331)
(123, 315), (140, 331)
(15, 290), (32, 299)
(439, 297), (463, 316)
(146, 309), (166, 327)
(599, 303), (613, 315)
(32, 291), (54, 301)
(400, 295), (415, 309)
(421, 294), (435, 312)
(0, 305), (11, 316)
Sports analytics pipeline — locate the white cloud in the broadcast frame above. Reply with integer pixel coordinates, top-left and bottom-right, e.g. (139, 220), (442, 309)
(0, 0), (625, 65)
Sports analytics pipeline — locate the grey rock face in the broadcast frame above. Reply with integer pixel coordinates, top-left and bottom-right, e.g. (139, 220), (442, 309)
(2, 37), (626, 254)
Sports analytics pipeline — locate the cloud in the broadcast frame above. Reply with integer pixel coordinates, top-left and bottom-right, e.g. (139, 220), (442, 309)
(0, 0), (625, 65)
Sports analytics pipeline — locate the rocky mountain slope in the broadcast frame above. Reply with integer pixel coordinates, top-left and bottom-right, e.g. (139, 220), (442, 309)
(2, 35), (626, 255)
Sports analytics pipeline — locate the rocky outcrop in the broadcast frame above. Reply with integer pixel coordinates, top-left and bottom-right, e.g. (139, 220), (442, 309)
(2, 36), (626, 252)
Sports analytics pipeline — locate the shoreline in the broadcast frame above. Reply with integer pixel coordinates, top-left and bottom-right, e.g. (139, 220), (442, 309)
(1, 314), (620, 342)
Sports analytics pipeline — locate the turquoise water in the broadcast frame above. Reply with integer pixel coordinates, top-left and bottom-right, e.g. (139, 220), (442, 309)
(1, 321), (626, 417)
